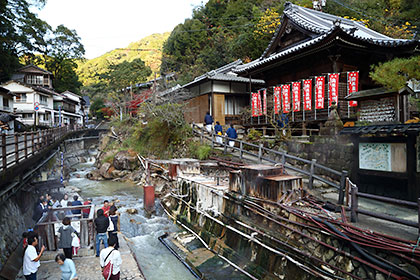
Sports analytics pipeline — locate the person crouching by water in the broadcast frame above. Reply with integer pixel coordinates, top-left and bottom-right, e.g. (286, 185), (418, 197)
(225, 124), (237, 151)
(108, 206), (120, 250)
(100, 234), (122, 280)
(55, 253), (78, 280)
(95, 209), (109, 257)
(204, 111), (213, 133)
(57, 217), (78, 259)
(23, 232), (45, 280)
(214, 121), (223, 144)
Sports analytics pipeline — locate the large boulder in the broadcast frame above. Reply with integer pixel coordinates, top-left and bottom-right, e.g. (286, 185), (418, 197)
(113, 151), (139, 171)
(99, 162), (112, 179)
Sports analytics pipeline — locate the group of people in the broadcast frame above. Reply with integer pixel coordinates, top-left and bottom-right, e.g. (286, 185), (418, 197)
(204, 112), (237, 149)
(23, 198), (122, 280)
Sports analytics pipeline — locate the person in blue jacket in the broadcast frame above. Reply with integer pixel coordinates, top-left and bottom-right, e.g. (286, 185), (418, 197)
(277, 113), (289, 136)
(204, 112), (213, 133)
(225, 124), (237, 150)
(214, 121), (223, 144)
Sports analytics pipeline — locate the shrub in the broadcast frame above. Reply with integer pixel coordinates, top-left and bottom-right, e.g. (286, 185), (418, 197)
(189, 141), (212, 160)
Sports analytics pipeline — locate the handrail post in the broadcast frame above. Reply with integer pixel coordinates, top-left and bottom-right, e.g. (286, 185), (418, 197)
(31, 132), (35, 156)
(350, 184), (358, 222)
(224, 136), (227, 154)
(14, 133), (19, 164)
(200, 128), (203, 144)
(281, 152), (285, 165)
(24, 132), (28, 159)
(211, 132), (214, 149)
(239, 141), (243, 159)
(338, 170), (348, 205)
(258, 143), (263, 163)
(418, 198), (420, 237)
(2, 134), (6, 170)
(308, 159), (316, 189)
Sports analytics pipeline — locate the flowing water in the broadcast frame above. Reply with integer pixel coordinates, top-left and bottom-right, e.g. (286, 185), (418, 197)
(68, 161), (195, 280)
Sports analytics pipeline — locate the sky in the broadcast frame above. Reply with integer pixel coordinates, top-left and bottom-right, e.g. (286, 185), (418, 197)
(36, 0), (206, 59)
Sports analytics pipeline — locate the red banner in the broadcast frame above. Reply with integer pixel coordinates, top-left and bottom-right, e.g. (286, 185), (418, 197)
(303, 79), (312, 111)
(348, 71), (358, 107)
(257, 91), (262, 116)
(281, 84), (291, 113)
(262, 89), (267, 115)
(315, 76), (325, 109)
(292, 82), (301, 112)
(251, 92), (258, 117)
(273, 86), (281, 114)
(328, 73), (339, 107)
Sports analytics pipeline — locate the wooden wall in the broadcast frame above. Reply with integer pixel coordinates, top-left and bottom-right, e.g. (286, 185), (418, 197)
(184, 94), (209, 124)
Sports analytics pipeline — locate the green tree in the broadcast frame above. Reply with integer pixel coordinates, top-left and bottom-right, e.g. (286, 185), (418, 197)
(90, 98), (106, 120)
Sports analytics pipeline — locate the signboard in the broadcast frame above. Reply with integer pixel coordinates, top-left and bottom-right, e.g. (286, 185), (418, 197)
(281, 84), (291, 113)
(315, 77), (325, 109)
(262, 89), (267, 115)
(273, 86), (281, 114)
(328, 73), (339, 107)
(292, 82), (301, 112)
(359, 143), (391, 171)
(34, 101), (40, 111)
(303, 79), (312, 111)
(348, 71), (359, 107)
(251, 92), (258, 117)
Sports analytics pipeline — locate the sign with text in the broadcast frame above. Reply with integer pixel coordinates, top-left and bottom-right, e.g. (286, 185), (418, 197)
(303, 79), (312, 111)
(348, 71), (359, 107)
(273, 86), (281, 114)
(315, 76), (325, 109)
(281, 84), (291, 113)
(292, 82), (301, 112)
(328, 73), (339, 107)
(261, 89), (267, 115)
(251, 92), (258, 117)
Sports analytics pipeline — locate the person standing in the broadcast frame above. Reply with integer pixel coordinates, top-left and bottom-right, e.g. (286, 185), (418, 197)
(95, 209), (109, 257)
(23, 233), (45, 280)
(60, 194), (69, 209)
(71, 196), (82, 218)
(55, 253), (78, 280)
(82, 198), (92, 218)
(204, 111), (213, 133)
(100, 234), (122, 280)
(108, 206), (120, 250)
(101, 200), (110, 217)
(57, 217), (77, 259)
(225, 124), (237, 150)
(32, 199), (48, 222)
(214, 121), (223, 144)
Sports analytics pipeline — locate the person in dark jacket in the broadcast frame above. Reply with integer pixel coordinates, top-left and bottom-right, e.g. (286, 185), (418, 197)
(94, 209), (109, 257)
(204, 112), (213, 133)
(225, 124), (237, 150)
(32, 199), (48, 222)
(71, 196), (82, 217)
(214, 121), (223, 144)
(107, 206), (120, 250)
(57, 217), (77, 259)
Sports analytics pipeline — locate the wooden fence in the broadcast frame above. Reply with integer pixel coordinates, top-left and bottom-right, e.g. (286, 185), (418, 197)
(192, 124), (348, 205)
(0, 126), (76, 172)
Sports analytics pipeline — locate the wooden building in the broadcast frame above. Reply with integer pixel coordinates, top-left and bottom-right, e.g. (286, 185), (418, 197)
(341, 87), (420, 201)
(182, 60), (265, 125)
(234, 2), (419, 132)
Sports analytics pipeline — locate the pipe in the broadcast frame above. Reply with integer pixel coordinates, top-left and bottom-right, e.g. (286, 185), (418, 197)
(158, 233), (202, 279)
(313, 217), (420, 280)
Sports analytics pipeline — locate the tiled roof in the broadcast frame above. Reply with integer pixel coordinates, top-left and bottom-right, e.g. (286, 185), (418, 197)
(183, 59), (265, 88)
(235, 2), (418, 73)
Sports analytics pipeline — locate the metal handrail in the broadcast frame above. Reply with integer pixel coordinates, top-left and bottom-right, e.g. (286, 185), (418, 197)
(192, 123), (348, 205)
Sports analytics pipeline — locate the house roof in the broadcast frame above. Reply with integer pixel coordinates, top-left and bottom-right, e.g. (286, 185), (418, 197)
(16, 64), (53, 75)
(183, 59), (265, 88)
(340, 123), (420, 135)
(235, 2), (418, 74)
(345, 86), (414, 100)
(1, 80), (35, 94)
(0, 86), (17, 97)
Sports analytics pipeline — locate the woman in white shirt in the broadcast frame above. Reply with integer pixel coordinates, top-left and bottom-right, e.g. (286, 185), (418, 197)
(23, 233), (45, 280)
(99, 234), (122, 280)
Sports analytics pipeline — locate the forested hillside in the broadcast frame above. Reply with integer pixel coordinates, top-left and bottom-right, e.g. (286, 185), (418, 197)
(77, 32), (169, 97)
(161, 0), (419, 85)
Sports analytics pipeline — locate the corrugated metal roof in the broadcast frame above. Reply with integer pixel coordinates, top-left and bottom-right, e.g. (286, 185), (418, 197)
(340, 123), (420, 135)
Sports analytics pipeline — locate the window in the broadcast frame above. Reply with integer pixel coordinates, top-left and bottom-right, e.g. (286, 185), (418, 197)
(3, 97), (9, 109)
(40, 95), (48, 105)
(22, 113), (33, 119)
(16, 93), (27, 102)
(26, 75), (43, 85)
(224, 96), (248, 115)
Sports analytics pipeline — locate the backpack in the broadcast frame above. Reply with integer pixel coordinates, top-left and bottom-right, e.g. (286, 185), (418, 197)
(102, 249), (115, 280)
